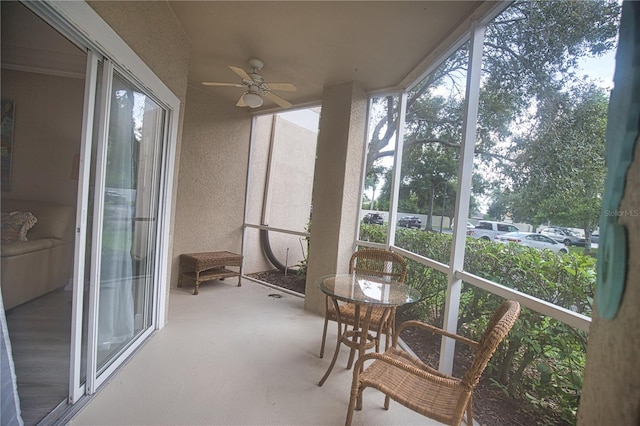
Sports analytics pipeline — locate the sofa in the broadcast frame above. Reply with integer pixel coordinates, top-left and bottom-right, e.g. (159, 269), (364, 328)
(1, 198), (75, 310)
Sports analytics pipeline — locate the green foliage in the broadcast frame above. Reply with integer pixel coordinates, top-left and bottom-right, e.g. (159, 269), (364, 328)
(362, 165), (387, 210)
(399, 143), (459, 221)
(361, 224), (596, 424)
(395, 228), (452, 324)
(106, 89), (138, 189)
(296, 220), (311, 277)
(396, 227), (451, 263)
(358, 223), (388, 244)
(506, 85), (609, 232)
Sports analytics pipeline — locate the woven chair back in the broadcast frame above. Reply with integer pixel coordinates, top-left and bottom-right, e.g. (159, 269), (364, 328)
(462, 300), (521, 388)
(348, 248), (407, 283)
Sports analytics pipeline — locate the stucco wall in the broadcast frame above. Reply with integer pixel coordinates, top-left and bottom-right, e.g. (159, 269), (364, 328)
(1, 70), (83, 206)
(172, 87), (252, 287)
(578, 135), (640, 425)
(87, 1), (190, 102)
(267, 116), (316, 233)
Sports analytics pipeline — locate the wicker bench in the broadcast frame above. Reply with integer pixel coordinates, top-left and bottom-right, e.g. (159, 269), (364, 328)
(178, 251), (243, 295)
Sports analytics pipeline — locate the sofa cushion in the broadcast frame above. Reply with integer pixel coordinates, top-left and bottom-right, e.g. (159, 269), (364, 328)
(2, 199), (74, 241)
(1, 211), (38, 243)
(1, 238), (56, 256)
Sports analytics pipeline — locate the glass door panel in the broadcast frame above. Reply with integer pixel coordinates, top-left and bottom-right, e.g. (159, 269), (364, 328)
(95, 70), (164, 373)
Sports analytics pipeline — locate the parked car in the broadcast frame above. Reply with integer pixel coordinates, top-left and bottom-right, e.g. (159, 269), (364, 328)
(468, 220), (520, 240)
(451, 221), (475, 230)
(590, 232), (600, 244)
(397, 215), (422, 228)
(363, 213), (384, 225)
(495, 232), (569, 254)
(539, 227), (586, 246)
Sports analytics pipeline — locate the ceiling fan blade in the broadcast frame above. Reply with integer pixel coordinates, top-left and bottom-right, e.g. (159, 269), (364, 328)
(236, 94), (247, 107)
(264, 82), (297, 92)
(202, 82), (244, 88)
(265, 92), (292, 109)
(229, 65), (253, 82)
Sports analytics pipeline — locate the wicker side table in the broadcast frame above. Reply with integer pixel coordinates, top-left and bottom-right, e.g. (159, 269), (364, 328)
(178, 251), (243, 295)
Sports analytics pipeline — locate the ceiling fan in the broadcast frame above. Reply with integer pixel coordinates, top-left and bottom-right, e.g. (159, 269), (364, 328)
(202, 58), (297, 109)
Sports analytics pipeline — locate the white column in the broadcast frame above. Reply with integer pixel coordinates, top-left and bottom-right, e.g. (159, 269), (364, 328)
(304, 81), (368, 315)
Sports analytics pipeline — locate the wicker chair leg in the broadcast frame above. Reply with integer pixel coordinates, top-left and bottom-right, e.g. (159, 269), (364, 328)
(374, 322), (384, 353)
(376, 308), (390, 352)
(319, 315), (329, 358)
(466, 396), (473, 425)
(346, 332), (357, 369)
(386, 311), (396, 351)
(345, 386), (360, 426)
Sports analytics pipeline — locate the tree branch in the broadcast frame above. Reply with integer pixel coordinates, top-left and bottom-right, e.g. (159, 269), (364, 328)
(367, 137), (515, 173)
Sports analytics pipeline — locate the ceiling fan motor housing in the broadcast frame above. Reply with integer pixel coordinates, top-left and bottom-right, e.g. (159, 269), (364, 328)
(248, 58), (264, 71)
(247, 85), (263, 96)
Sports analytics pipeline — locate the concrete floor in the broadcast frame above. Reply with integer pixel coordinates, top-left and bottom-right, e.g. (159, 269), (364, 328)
(69, 279), (444, 425)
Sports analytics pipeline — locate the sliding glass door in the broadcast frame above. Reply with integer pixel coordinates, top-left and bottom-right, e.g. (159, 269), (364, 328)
(70, 53), (172, 400)
(91, 69), (164, 374)
(75, 60), (167, 393)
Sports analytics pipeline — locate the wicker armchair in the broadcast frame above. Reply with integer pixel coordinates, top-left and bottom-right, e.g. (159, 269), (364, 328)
(345, 300), (521, 426)
(319, 248), (407, 359)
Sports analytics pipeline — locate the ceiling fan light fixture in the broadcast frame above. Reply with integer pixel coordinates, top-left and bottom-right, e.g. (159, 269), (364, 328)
(242, 91), (263, 108)
(202, 59), (296, 109)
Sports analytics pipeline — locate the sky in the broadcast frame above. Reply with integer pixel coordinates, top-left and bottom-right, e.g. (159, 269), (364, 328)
(280, 108), (320, 133)
(578, 49), (616, 90)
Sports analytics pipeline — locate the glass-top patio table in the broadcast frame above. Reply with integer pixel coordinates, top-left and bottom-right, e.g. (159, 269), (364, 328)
(317, 273), (422, 386)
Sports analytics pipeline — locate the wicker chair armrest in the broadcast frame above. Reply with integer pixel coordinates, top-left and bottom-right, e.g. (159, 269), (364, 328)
(353, 351), (464, 390)
(394, 320), (478, 349)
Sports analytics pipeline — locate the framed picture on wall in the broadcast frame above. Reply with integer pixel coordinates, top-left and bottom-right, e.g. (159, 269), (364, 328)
(1, 98), (15, 191)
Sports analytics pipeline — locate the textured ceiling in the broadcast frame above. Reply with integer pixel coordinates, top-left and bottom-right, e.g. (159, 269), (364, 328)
(168, 1), (484, 109)
(2, 1), (486, 111)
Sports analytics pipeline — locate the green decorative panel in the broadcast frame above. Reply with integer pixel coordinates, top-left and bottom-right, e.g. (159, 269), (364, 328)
(596, 1), (640, 320)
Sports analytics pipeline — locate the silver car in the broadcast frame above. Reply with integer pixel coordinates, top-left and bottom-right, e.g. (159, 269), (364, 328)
(495, 232), (569, 254)
(540, 227), (586, 247)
